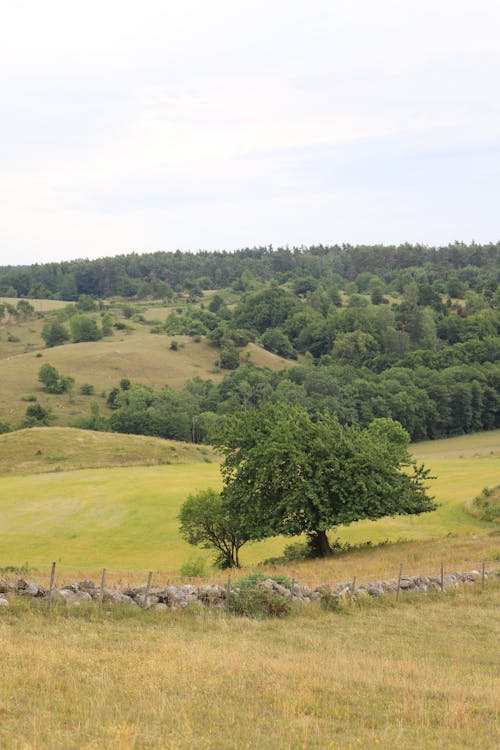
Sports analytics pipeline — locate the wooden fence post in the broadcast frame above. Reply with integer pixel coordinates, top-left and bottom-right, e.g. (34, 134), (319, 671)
(226, 574), (231, 610)
(47, 561), (56, 611)
(396, 563), (403, 601)
(481, 561), (486, 590)
(440, 562), (444, 593)
(98, 568), (106, 612)
(143, 571), (153, 609)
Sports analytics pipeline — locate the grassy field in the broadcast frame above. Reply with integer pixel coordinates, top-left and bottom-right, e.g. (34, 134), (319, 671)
(0, 429), (498, 576)
(0, 330), (292, 428)
(0, 584), (498, 749)
(0, 427), (217, 475)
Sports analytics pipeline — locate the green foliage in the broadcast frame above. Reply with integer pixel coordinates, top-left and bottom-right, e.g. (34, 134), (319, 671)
(23, 402), (53, 427)
(77, 294), (97, 311)
(179, 556), (207, 578)
(41, 320), (70, 347)
(0, 420), (12, 434)
(79, 383), (94, 395)
(70, 314), (102, 342)
(216, 403), (436, 556)
(228, 585), (291, 619)
(38, 364), (74, 394)
(178, 488), (251, 568)
(470, 486), (500, 523)
(218, 347), (240, 370)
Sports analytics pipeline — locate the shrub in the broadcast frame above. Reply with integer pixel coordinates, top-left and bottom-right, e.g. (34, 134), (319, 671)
(469, 486), (500, 523)
(229, 587), (291, 619)
(180, 557), (206, 578)
(80, 383), (94, 395)
(41, 320), (69, 347)
(0, 420), (12, 434)
(319, 590), (343, 612)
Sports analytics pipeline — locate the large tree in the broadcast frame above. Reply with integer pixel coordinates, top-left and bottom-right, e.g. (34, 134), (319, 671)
(216, 403), (435, 557)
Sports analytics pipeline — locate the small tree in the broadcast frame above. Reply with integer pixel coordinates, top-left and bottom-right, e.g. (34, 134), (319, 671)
(41, 320), (70, 347)
(70, 314), (102, 343)
(23, 402), (53, 427)
(178, 488), (250, 568)
(38, 363), (74, 394)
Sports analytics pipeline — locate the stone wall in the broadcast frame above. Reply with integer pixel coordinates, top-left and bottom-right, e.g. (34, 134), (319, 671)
(0, 568), (496, 610)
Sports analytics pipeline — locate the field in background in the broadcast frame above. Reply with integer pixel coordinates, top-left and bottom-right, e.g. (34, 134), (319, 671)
(0, 427), (217, 475)
(0, 585), (498, 749)
(0, 428), (498, 575)
(0, 295), (294, 427)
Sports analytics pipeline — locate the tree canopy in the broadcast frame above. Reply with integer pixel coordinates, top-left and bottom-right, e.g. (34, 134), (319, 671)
(215, 402), (436, 556)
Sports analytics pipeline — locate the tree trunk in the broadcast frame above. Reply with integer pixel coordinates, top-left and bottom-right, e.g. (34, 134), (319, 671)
(315, 529), (333, 557)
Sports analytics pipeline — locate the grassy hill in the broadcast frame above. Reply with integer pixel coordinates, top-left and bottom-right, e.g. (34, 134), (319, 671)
(0, 427), (217, 475)
(0, 428), (498, 574)
(0, 301), (294, 428)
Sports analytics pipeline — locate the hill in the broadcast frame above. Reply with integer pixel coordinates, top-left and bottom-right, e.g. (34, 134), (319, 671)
(0, 321), (293, 428)
(0, 428), (498, 573)
(0, 427), (217, 475)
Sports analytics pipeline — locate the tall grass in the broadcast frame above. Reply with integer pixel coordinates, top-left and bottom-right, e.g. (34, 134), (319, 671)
(0, 584), (498, 749)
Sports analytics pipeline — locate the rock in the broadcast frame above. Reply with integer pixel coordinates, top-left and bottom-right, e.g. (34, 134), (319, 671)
(0, 595), (9, 606)
(0, 578), (11, 594)
(102, 589), (136, 605)
(155, 603), (169, 611)
(17, 580), (46, 597)
(55, 588), (93, 603)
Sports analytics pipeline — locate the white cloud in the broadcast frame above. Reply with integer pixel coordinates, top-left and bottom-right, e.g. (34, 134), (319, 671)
(1, 0), (499, 264)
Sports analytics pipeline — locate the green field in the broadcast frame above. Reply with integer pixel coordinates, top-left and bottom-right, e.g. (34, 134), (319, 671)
(0, 428), (498, 574)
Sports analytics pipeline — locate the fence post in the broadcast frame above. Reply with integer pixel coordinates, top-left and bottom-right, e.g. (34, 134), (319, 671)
(481, 561), (486, 590)
(143, 571), (153, 610)
(98, 568), (106, 612)
(440, 562), (444, 593)
(350, 575), (356, 603)
(396, 563), (403, 601)
(226, 574), (231, 610)
(290, 579), (295, 601)
(47, 561), (56, 611)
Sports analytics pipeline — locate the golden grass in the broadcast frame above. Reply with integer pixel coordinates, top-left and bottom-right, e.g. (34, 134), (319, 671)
(0, 427), (217, 475)
(0, 327), (292, 427)
(0, 584), (498, 749)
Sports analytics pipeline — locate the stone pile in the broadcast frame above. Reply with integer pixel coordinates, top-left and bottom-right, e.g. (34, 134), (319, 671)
(0, 569), (496, 610)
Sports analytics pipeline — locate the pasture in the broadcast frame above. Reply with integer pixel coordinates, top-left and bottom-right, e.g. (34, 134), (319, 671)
(0, 428), (498, 577)
(0, 584), (498, 749)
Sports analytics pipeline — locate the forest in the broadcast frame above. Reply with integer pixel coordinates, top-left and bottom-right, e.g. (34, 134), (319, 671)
(1, 242), (499, 443)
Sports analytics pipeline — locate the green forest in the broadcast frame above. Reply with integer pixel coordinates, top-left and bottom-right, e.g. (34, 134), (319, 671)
(1, 242), (499, 442)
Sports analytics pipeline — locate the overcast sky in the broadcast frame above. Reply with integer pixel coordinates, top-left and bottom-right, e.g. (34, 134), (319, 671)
(1, 0), (499, 265)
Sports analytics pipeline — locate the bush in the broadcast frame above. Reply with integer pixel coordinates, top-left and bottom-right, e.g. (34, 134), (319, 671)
(180, 557), (206, 578)
(0, 420), (12, 434)
(319, 590), (343, 612)
(80, 383), (94, 395)
(23, 403), (53, 427)
(469, 486), (500, 523)
(229, 587), (291, 619)
(41, 320), (70, 347)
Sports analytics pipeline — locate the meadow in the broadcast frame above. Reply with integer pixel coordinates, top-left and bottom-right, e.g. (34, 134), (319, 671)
(0, 428), (498, 579)
(0, 583), (498, 749)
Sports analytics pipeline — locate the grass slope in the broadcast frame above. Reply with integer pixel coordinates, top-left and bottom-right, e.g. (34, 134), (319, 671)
(0, 586), (498, 749)
(0, 427), (217, 475)
(0, 429), (499, 573)
(0, 330), (292, 427)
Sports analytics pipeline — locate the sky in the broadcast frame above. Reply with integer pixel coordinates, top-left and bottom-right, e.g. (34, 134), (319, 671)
(1, 0), (499, 265)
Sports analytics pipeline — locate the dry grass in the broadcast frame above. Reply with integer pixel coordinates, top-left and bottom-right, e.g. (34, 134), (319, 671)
(0, 427), (217, 475)
(0, 328), (292, 428)
(0, 584), (498, 749)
